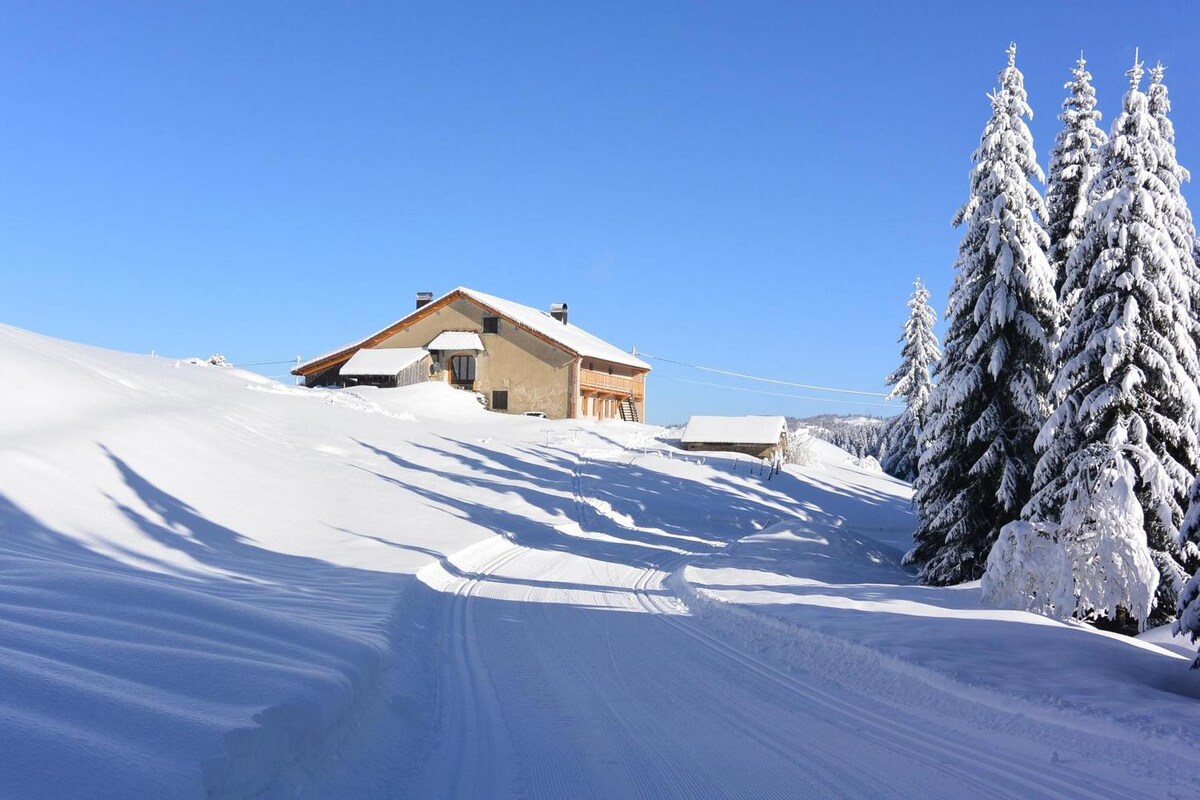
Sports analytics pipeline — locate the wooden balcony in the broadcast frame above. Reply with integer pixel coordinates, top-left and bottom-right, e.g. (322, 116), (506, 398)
(579, 368), (642, 397)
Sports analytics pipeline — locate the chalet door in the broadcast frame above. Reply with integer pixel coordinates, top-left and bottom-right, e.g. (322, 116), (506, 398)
(450, 354), (476, 387)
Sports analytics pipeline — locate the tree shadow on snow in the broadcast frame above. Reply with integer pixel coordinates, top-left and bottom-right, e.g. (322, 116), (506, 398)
(0, 448), (428, 799)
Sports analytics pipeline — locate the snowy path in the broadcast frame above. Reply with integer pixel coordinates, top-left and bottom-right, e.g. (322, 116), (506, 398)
(415, 549), (1120, 798)
(367, 447), (1169, 799)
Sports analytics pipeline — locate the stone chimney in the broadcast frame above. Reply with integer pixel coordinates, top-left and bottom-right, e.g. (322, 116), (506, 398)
(550, 302), (568, 324)
(415, 291), (433, 310)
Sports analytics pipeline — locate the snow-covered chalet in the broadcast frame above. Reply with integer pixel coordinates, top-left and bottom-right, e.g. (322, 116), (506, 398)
(292, 287), (650, 421)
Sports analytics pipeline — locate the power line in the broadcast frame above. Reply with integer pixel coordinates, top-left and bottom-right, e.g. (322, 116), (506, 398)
(232, 359), (298, 367)
(636, 351), (890, 398)
(661, 376), (896, 409)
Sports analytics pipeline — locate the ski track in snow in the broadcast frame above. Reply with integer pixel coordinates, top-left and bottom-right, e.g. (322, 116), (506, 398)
(320, 437), (1199, 799)
(372, 448), (1184, 799)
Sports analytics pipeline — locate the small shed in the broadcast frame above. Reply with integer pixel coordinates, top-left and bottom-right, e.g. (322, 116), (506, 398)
(338, 347), (431, 388)
(680, 415), (789, 458)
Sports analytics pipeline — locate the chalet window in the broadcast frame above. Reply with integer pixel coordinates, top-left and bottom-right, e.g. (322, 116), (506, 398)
(482, 316), (500, 334)
(492, 390), (509, 411)
(450, 354), (476, 385)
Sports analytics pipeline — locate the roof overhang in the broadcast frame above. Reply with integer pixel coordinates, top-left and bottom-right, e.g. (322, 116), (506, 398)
(426, 330), (485, 351)
(339, 347), (428, 377)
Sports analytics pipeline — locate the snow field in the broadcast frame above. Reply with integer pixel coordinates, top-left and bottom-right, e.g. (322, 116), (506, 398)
(5, 322), (1200, 797)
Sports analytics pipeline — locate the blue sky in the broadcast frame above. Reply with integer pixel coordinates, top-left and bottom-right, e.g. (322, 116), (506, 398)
(2, 2), (1198, 423)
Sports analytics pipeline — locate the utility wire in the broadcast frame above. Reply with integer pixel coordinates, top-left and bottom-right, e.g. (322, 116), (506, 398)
(232, 359), (299, 367)
(660, 376), (896, 409)
(636, 352), (890, 398)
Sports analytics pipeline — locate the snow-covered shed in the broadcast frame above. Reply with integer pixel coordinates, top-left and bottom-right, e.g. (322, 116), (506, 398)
(338, 347), (431, 388)
(680, 415), (788, 458)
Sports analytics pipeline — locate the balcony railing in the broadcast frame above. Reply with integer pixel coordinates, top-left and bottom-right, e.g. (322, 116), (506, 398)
(580, 368), (641, 396)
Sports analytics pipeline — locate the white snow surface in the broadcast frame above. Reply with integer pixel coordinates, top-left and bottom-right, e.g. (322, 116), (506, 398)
(680, 414), (787, 445)
(3, 323), (1200, 799)
(461, 287), (650, 369)
(338, 346), (427, 376)
(424, 330), (485, 352)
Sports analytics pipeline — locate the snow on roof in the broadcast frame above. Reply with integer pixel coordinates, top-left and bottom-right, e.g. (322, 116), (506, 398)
(680, 415), (788, 445)
(339, 347), (428, 377)
(295, 287), (650, 374)
(460, 288), (650, 370)
(425, 330), (485, 351)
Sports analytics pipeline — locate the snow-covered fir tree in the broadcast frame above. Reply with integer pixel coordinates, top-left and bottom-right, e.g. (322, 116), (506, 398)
(908, 44), (1058, 585)
(985, 429), (1162, 630)
(1027, 56), (1200, 626)
(1175, 475), (1200, 665)
(1148, 63), (1200, 351)
(880, 278), (940, 482)
(1045, 55), (1106, 313)
(1153, 66), (1200, 633)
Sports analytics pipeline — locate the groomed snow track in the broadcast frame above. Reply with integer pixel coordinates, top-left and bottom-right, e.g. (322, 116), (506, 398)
(311, 443), (1193, 799)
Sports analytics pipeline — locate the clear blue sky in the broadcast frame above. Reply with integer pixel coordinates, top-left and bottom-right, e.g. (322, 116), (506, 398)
(2, 2), (1198, 423)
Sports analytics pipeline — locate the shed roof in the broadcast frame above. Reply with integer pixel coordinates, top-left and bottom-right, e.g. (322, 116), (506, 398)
(426, 330), (485, 351)
(339, 347), (428, 377)
(680, 415), (788, 445)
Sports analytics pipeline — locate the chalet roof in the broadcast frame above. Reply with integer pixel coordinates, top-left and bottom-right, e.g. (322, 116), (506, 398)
(461, 288), (650, 370)
(339, 347), (428, 377)
(680, 415), (788, 446)
(426, 330), (485, 351)
(295, 287), (650, 375)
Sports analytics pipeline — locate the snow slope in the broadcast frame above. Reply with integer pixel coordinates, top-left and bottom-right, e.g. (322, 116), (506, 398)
(3, 323), (1200, 798)
(0, 324), (508, 797)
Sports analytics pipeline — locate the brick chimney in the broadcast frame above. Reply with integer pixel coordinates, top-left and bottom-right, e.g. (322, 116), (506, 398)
(550, 302), (568, 324)
(415, 291), (433, 310)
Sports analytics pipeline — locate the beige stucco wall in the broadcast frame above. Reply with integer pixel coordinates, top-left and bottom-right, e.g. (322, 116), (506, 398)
(375, 297), (576, 418)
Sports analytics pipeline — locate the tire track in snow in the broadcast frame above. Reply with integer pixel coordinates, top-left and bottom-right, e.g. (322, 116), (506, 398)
(569, 448), (1148, 799)
(402, 440), (1168, 798)
(637, 564), (1102, 799)
(419, 539), (528, 799)
(560, 450), (987, 797)
(565, 451), (919, 797)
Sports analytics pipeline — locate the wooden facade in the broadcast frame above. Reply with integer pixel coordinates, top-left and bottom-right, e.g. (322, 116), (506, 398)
(577, 364), (646, 422)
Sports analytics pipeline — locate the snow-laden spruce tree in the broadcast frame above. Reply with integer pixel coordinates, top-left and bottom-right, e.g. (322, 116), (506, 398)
(1027, 56), (1200, 625)
(985, 430), (1161, 629)
(1152, 63), (1200, 644)
(1148, 63), (1200, 348)
(908, 44), (1058, 584)
(880, 278), (941, 482)
(1046, 55), (1107, 313)
(1175, 476), (1200, 666)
